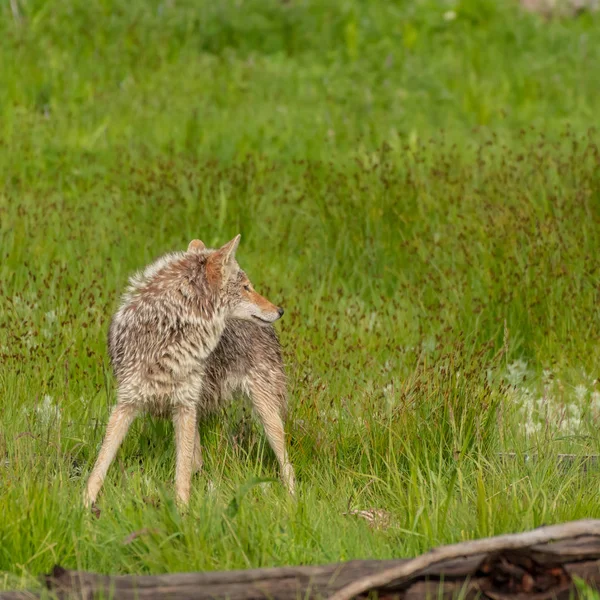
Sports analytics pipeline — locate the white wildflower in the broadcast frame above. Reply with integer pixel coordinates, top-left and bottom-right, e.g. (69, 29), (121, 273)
(423, 337), (436, 354)
(517, 388), (535, 416)
(560, 417), (581, 433)
(525, 421), (541, 436)
(444, 10), (457, 20)
(35, 395), (61, 425)
(507, 359), (528, 386)
(367, 312), (377, 331)
(574, 384), (588, 402)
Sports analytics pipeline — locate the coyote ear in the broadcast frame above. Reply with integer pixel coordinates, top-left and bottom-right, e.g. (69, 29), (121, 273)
(217, 234), (241, 265)
(206, 234), (241, 285)
(187, 239), (206, 252)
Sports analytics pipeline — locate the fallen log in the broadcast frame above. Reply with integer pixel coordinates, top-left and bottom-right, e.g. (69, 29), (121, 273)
(1, 519), (599, 600)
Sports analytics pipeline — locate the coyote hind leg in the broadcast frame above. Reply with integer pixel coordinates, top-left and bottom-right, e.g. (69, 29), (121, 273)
(248, 373), (295, 496)
(193, 427), (203, 474)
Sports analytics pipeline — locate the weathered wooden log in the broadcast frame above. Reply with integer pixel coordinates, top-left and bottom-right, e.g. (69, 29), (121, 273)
(1, 520), (599, 600)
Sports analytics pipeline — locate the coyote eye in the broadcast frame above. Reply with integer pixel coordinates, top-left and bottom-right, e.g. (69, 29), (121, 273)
(243, 284), (251, 292)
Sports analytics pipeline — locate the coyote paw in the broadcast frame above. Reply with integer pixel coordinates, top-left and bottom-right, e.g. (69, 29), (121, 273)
(282, 463), (296, 497)
(192, 448), (203, 475)
(83, 489), (93, 509)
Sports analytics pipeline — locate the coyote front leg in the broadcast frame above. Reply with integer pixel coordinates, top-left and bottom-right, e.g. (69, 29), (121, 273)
(85, 403), (138, 506)
(173, 405), (198, 505)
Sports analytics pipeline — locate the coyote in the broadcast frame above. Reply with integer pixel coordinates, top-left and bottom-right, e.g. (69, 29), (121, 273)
(85, 235), (295, 506)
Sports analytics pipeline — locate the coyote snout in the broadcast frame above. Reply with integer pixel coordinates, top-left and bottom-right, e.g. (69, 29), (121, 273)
(84, 234), (296, 507)
(232, 279), (284, 325)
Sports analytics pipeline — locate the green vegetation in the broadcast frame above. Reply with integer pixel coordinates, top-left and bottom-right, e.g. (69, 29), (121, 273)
(1, 0), (600, 593)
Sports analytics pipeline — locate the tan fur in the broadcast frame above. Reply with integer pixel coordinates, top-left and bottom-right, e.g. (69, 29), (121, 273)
(84, 235), (295, 507)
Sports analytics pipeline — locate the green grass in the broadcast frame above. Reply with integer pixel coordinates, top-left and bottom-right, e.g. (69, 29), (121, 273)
(1, 0), (600, 593)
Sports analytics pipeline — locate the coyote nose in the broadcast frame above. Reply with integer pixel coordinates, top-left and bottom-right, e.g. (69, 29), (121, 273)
(277, 307), (284, 317)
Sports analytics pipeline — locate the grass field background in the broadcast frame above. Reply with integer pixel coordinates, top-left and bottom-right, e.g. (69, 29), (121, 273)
(1, 0), (600, 592)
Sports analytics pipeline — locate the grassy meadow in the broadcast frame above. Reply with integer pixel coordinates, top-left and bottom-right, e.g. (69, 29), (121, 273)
(1, 0), (600, 593)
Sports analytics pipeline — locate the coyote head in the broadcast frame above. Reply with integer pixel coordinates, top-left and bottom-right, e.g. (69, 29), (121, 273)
(187, 235), (284, 326)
